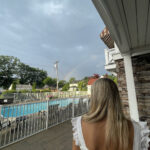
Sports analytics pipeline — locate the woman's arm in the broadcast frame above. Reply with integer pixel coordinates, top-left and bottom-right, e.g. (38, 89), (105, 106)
(72, 140), (80, 150)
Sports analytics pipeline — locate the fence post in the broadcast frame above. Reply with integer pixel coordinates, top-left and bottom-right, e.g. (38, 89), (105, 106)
(46, 100), (49, 129)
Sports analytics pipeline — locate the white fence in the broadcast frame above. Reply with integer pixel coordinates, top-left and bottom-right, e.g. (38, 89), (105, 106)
(13, 91), (88, 103)
(0, 97), (89, 149)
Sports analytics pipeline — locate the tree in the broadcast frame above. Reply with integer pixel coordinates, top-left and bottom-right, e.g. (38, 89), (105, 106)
(35, 69), (47, 87)
(78, 80), (87, 91)
(32, 82), (36, 90)
(18, 63), (47, 88)
(43, 77), (53, 87)
(0, 56), (20, 89)
(18, 63), (32, 84)
(62, 83), (69, 91)
(52, 78), (57, 87)
(0, 55), (48, 89)
(93, 74), (100, 78)
(69, 77), (76, 83)
(11, 80), (19, 90)
(58, 80), (66, 88)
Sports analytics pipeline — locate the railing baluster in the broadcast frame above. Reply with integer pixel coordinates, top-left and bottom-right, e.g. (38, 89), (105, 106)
(16, 105), (21, 140)
(12, 105), (16, 142)
(35, 103), (38, 131)
(46, 100), (48, 129)
(30, 103), (33, 134)
(24, 104), (27, 137)
(8, 106), (12, 144)
(37, 102), (39, 131)
(33, 103), (36, 133)
(39, 102), (41, 130)
(27, 104), (30, 135)
(3, 106), (8, 146)
(21, 104), (25, 138)
(29, 103), (32, 135)
(72, 98), (74, 118)
(1, 107), (4, 146)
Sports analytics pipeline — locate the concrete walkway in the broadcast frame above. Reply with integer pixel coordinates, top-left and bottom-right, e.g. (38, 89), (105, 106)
(2, 121), (73, 150)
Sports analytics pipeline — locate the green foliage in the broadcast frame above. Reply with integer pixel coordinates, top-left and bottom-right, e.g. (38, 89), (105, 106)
(18, 90), (31, 93)
(32, 89), (40, 93)
(78, 80), (87, 91)
(69, 77), (76, 83)
(11, 80), (20, 90)
(43, 77), (53, 86)
(0, 56), (20, 89)
(77, 77), (89, 91)
(2, 90), (16, 95)
(62, 83), (69, 91)
(108, 74), (117, 84)
(12, 81), (17, 90)
(58, 80), (66, 88)
(0, 55), (48, 89)
(18, 63), (47, 88)
(40, 89), (51, 92)
(0, 90), (16, 99)
(31, 89), (51, 93)
(32, 82), (36, 90)
(43, 77), (57, 88)
(52, 78), (57, 87)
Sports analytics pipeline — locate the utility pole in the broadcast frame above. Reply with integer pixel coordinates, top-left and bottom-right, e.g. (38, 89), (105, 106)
(54, 61), (59, 91)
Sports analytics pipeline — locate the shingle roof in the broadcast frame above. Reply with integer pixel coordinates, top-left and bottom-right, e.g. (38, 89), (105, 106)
(88, 78), (98, 85)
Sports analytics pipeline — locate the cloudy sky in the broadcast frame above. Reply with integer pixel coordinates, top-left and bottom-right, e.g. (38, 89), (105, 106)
(0, 0), (106, 80)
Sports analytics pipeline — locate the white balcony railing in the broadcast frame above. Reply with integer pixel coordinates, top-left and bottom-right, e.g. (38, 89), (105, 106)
(0, 97), (89, 149)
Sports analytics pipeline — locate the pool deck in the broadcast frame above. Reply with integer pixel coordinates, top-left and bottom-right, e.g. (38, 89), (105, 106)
(2, 121), (73, 150)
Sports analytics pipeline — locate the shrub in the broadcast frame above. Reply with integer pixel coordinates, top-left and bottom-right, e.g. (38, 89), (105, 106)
(62, 83), (69, 91)
(18, 90), (31, 93)
(12, 82), (16, 90)
(1, 90), (16, 98)
(40, 89), (51, 92)
(32, 82), (36, 90)
(2, 90), (16, 94)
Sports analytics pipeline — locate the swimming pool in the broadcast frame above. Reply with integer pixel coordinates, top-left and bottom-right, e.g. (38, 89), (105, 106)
(1, 98), (81, 118)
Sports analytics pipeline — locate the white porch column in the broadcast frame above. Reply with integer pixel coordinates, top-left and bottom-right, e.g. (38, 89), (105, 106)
(0, 105), (2, 119)
(123, 54), (139, 122)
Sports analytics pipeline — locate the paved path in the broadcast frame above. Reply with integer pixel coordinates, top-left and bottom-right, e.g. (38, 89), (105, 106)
(2, 121), (73, 150)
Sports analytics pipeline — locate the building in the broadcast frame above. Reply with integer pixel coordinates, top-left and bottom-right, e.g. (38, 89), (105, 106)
(68, 82), (78, 91)
(87, 74), (99, 95)
(9, 84), (32, 91)
(92, 0), (150, 127)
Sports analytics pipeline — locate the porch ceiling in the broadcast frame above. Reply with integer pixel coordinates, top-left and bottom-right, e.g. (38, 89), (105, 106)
(92, 0), (150, 55)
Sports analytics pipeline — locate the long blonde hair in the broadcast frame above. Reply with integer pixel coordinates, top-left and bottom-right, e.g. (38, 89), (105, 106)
(83, 78), (129, 150)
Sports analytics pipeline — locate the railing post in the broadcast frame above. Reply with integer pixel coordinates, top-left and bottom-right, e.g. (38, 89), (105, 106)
(72, 98), (74, 118)
(46, 100), (49, 129)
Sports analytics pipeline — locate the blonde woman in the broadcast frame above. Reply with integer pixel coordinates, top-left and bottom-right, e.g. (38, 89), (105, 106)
(72, 78), (150, 150)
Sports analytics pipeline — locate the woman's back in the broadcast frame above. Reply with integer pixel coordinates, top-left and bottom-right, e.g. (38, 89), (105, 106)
(81, 118), (134, 150)
(72, 116), (149, 150)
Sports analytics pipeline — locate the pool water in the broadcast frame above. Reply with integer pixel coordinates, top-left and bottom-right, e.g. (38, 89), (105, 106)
(1, 98), (80, 118)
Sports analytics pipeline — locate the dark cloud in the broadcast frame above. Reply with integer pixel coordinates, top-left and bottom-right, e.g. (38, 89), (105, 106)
(0, 0), (106, 80)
